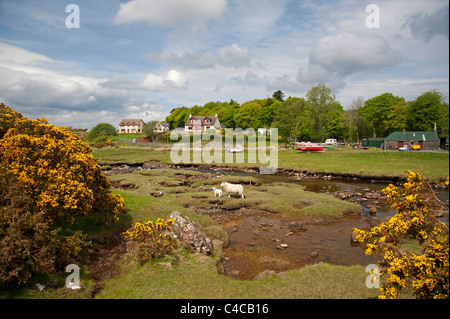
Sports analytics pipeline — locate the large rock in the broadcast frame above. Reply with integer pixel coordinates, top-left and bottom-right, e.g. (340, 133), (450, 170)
(168, 211), (214, 255)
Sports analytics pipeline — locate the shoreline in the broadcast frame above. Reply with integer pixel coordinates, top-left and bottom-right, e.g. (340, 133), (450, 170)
(99, 160), (448, 186)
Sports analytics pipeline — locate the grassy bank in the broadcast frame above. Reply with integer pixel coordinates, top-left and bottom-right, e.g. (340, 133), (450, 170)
(92, 146), (449, 181)
(98, 253), (379, 299)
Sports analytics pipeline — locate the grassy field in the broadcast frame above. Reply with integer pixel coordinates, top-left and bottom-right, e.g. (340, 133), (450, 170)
(93, 146), (449, 181)
(98, 254), (379, 299)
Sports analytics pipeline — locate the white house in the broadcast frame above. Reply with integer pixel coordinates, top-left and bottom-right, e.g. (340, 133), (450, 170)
(119, 119), (145, 133)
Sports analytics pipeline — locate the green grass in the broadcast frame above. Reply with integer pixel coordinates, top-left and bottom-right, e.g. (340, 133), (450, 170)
(92, 146), (449, 181)
(97, 252), (380, 299)
(276, 149), (449, 181)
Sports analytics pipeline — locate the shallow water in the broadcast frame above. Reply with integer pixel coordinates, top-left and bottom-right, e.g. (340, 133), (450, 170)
(213, 170), (449, 279)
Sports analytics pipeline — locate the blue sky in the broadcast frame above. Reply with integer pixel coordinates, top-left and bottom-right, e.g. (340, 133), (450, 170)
(0, 0), (448, 129)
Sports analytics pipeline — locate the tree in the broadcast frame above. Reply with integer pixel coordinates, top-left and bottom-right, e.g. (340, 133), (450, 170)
(385, 99), (408, 134)
(87, 122), (117, 142)
(347, 96), (371, 143)
(406, 90), (447, 132)
(358, 93), (403, 138)
(143, 121), (158, 141)
(305, 84), (341, 142)
(273, 97), (307, 146)
(272, 90), (285, 102)
(256, 100), (281, 128)
(234, 102), (262, 130)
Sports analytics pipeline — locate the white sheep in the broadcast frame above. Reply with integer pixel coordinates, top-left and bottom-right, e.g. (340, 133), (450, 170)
(220, 182), (244, 199)
(212, 187), (223, 198)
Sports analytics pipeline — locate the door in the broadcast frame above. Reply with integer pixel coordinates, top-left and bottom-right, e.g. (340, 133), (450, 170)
(397, 141), (404, 148)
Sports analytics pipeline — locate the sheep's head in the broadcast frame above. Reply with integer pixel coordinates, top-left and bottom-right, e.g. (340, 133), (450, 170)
(212, 187), (216, 191)
(220, 182), (226, 187)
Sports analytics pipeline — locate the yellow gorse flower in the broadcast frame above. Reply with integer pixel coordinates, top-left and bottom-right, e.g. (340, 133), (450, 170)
(123, 217), (176, 260)
(353, 170), (449, 299)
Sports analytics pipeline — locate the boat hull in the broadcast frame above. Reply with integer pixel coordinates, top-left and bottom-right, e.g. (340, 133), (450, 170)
(296, 147), (324, 152)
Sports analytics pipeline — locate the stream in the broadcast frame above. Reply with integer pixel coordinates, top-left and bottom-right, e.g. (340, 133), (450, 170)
(196, 167), (449, 280)
(105, 163), (449, 280)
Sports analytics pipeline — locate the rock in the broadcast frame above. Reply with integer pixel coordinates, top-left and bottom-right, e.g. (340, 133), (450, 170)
(212, 239), (224, 249)
(88, 235), (105, 245)
(369, 206), (377, 214)
(351, 231), (359, 243)
(197, 186), (207, 192)
(310, 251), (318, 257)
(277, 243), (288, 249)
(152, 191), (164, 197)
(285, 232), (294, 237)
(254, 269), (276, 280)
(277, 272), (287, 278)
(168, 211), (214, 255)
(231, 270), (240, 276)
(288, 221), (307, 231)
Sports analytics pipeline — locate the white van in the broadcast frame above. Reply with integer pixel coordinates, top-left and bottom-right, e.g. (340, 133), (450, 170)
(325, 139), (337, 145)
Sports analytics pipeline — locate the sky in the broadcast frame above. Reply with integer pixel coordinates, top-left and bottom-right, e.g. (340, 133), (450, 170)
(0, 0), (448, 129)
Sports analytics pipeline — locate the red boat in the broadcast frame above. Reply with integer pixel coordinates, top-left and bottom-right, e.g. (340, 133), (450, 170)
(296, 146), (324, 152)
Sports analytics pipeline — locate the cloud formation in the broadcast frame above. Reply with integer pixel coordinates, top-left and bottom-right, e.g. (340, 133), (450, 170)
(309, 32), (400, 76)
(143, 44), (250, 69)
(113, 0), (227, 27)
(141, 69), (188, 91)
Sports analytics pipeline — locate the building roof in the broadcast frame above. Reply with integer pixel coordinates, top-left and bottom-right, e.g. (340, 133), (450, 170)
(119, 119), (145, 125)
(185, 115), (222, 127)
(384, 131), (439, 142)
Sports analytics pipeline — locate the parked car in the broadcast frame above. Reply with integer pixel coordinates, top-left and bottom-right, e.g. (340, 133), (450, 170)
(325, 139), (337, 145)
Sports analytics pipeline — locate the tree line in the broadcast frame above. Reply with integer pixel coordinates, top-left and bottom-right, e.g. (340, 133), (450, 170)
(165, 84), (449, 144)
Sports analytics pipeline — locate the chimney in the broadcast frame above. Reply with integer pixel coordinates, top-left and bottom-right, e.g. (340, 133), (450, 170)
(402, 128), (406, 134)
(215, 113), (218, 117)
(434, 123), (437, 134)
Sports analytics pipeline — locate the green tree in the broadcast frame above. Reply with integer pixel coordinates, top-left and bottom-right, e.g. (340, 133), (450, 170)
(305, 84), (341, 142)
(406, 90), (447, 133)
(234, 102), (262, 130)
(273, 97), (308, 146)
(358, 93), (403, 138)
(143, 121), (158, 141)
(272, 90), (285, 102)
(87, 123), (117, 142)
(385, 99), (408, 134)
(256, 100), (281, 128)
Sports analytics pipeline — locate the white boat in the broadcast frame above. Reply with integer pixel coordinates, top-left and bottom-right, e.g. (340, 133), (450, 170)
(225, 145), (244, 153)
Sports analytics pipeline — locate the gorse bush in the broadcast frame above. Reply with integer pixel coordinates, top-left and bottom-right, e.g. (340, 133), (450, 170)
(0, 103), (126, 287)
(354, 170), (449, 299)
(123, 218), (176, 262)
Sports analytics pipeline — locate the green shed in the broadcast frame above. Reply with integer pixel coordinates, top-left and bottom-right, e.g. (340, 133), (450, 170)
(362, 138), (385, 148)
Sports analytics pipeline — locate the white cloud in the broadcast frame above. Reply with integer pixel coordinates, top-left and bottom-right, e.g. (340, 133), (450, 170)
(143, 43), (250, 69)
(141, 69), (188, 91)
(113, 0), (227, 27)
(309, 32), (400, 76)
(218, 44), (250, 67)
